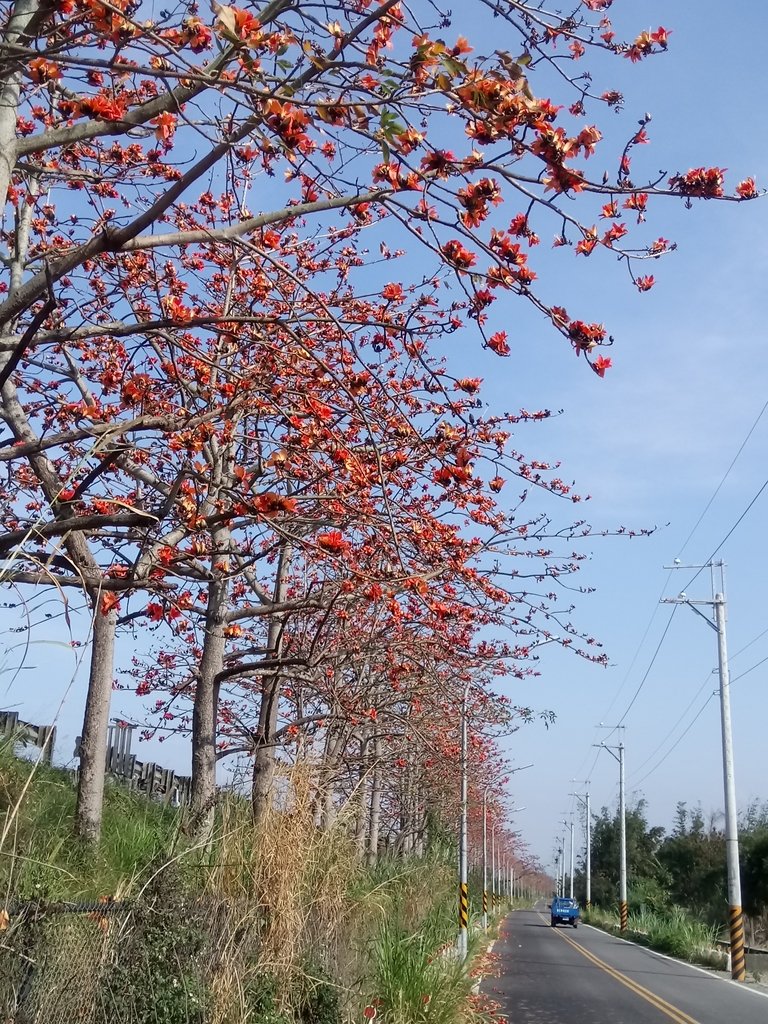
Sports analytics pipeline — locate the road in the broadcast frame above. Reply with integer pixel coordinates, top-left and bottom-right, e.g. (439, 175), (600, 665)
(482, 904), (768, 1024)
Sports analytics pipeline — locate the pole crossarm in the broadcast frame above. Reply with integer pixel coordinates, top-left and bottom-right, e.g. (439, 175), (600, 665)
(661, 596), (718, 631)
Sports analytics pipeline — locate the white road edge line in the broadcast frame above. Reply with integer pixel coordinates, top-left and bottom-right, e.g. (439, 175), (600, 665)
(580, 924), (768, 1002)
(471, 937), (497, 994)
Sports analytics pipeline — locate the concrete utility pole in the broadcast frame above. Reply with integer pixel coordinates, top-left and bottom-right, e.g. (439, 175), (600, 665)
(559, 817), (571, 897)
(571, 782), (591, 908)
(662, 560), (745, 982)
(595, 730), (627, 931)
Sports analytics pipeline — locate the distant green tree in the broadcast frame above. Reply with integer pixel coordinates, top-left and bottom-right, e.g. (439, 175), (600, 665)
(658, 803), (726, 923)
(741, 832), (768, 919)
(576, 800), (668, 910)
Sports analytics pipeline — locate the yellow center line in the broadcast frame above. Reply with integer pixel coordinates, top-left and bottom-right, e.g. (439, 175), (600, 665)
(537, 913), (702, 1024)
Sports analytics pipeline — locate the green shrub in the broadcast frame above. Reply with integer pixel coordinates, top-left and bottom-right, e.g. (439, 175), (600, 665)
(103, 894), (209, 1024)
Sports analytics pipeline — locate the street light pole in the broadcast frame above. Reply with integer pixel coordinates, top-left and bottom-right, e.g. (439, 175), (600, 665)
(458, 682), (469, 960)
(662, 561), (745, 981)
(491, 819), (496, 912)
(569, 818), (575, 899)
(482, 786), (489, 931)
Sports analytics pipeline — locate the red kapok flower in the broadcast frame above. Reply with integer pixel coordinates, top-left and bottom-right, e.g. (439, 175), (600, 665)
(317, 530), (350, 555)
(486, 331), (510, 356)
(736, 177), (758, 199)
(592, 355), (612, 377)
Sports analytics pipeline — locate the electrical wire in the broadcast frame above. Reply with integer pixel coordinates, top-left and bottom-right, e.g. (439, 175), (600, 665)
(620, 399), (768, 731)
(731, 653), (768, 686)
(615, 605), (677, 727)
(570, 576), (674, 783)
(629, 669), (713, 778)
(681, 474), (768, 592)
(629, 644), (768, 788)
(633, 693), (715, 788)
(730, 625), (768, 661)
(676, 397), (768, 560)
(566, 397), (768, 814)
(599, 576), (674, 721)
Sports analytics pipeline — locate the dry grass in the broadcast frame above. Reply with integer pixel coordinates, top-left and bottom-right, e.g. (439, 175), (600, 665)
(2, 755), (475, 1024)
(199, 769), (361, 1012)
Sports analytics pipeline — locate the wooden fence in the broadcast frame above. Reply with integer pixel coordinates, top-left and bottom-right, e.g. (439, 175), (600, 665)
(0, 712), (191, 807)
(0, 710), (55, 763)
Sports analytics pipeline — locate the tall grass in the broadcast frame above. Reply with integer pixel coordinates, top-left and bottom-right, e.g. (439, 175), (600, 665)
(584, 904), (726, 969)
(368, 918), (476, 1024)
(0, 740), (178, 899)
(1, 750), (487, 1024)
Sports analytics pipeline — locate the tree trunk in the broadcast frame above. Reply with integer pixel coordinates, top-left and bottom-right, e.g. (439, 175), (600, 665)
(190, 574), (229, 834)
(322, 778), (337, 831)
(0, 0), (40, 209)
(74, 605), (116, 842)
(1, 370), (116, 844)
(354, 732), (369, 856)
(251, 540), (291, 822)
(367, 733), (382, 866)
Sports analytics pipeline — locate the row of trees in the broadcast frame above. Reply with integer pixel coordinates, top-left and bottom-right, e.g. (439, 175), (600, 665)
(575, 800), (768, 940)
(0, 0), (756, 856)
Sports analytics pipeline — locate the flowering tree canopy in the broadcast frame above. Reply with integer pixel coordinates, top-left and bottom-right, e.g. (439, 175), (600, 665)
(0, 0), (756, 840)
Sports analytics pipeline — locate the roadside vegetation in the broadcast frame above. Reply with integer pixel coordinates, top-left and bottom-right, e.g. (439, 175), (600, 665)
(575, 799), (768, 966)
(583, 905), (725, 970)
(1, 743), (507, 1024)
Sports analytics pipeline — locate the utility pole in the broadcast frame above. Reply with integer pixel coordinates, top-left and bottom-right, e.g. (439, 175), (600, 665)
(595, 729), (627, 931)
(662, 560), (745, 982)
(561, 815), (573, 897)
(561, 819), (573, 901)
(571, 781), (591, 908)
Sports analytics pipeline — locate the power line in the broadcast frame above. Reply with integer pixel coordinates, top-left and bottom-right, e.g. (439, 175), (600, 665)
(682, 475), (768, 592)
(630, 643), (768, 790)
(630, 669), (712, 778)
(677, 397), (768, 559)
(731, 625), (768, 661)
(731, 653), (768, 686)
(601, 577), (673, 719)
(615, 605), (677, 727)
(633, 693), (715, 788)
(570, 399), (768, 810)
(571, 575), (674, 783)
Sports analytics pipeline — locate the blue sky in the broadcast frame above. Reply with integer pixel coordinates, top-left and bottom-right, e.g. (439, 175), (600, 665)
(479, 1), (768, 867)
(3, 0), (768, 873)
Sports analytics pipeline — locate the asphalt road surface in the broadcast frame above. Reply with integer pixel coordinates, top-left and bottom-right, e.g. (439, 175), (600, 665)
(482, 904), (768, 1024)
